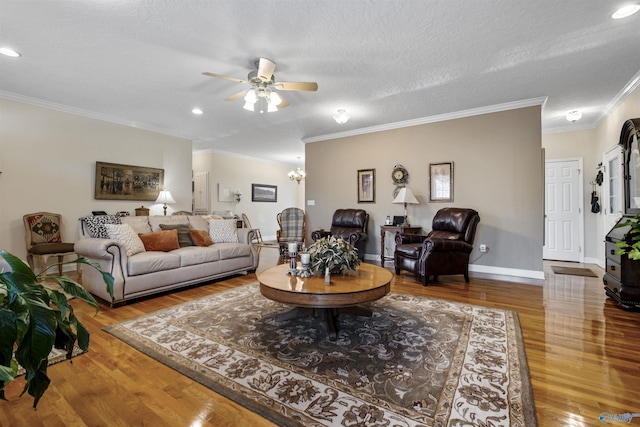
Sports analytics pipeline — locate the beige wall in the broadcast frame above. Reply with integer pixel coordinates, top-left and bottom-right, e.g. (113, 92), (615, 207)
(0, 98), (194, 262)
(305, 106), (544, 280)
(193, 151), (305, 240)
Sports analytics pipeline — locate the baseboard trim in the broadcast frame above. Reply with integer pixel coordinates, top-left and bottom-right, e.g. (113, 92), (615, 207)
(364, 254), (546, 285)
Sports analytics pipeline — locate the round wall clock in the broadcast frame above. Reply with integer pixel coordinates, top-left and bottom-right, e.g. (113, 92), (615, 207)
(392, 164), (409, 184)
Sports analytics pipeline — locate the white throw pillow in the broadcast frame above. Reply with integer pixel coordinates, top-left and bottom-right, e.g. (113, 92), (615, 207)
(208, 219), (238, 243)
(105, 223), (146, 257)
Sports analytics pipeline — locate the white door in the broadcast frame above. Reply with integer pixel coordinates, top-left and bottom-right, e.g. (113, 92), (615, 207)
(544, 158), (583, 262)
(603, 146), (623, 234)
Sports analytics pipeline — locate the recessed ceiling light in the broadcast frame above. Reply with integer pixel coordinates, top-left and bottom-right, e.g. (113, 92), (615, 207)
(0, 47), (21, 58)
(192, 108), (203, 115)
(612, 4), (640, 19)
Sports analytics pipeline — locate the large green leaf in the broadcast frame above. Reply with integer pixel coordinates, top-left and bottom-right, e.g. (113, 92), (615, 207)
(14, 296), (57, 378)
(50, 276), (99, 313)
(0, 307), (17, 367)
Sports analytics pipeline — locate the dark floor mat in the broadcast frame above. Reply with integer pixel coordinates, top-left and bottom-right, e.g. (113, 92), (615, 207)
(551, 266), (598, 277)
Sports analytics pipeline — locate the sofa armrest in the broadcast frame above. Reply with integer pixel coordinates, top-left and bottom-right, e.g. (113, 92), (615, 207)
(74, 238), (126, 260)
(423, 238), (473, 254)
(236, 228), (253, 244)
(396, 233), (427, 245)
(74, 238), (127, 303)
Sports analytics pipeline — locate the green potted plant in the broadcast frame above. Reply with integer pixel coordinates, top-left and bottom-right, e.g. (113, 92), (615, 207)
(615, 213), (640, 259)
(0, 250), (114, 408)
(307, 236), (361, 274)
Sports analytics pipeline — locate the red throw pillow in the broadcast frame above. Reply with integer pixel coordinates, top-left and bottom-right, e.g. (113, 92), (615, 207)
(138, 230), (180, 251)
(189, 229), (214, 246)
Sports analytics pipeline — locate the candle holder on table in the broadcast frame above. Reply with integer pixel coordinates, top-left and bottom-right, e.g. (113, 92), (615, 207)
(299, 252), (314, 277)
(287, 242), (300, 276)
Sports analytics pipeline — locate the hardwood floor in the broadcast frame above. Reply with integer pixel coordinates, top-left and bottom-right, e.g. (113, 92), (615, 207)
(2, 247), (639, 426)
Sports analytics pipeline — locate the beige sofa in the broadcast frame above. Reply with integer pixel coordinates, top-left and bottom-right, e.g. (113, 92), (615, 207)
(74, 215), (259, 304)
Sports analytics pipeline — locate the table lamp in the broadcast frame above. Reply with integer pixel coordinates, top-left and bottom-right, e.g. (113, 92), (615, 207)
(392, 187), (419, 226)
(155, 189), (176, 216)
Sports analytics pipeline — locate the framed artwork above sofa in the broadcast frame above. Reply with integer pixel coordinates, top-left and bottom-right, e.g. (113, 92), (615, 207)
(95, 161), (164, 201)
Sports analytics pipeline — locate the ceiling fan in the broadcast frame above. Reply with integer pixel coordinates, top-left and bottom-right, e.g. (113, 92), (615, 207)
(202, 58), (318, 113)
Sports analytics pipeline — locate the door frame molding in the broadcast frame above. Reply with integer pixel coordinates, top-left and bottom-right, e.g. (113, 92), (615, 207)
(543, 157), (584, 263)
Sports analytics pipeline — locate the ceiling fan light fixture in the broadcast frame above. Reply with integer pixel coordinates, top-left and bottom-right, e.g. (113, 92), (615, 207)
(612, 4), (640, 19)
(244, 89), (257, 103)
(270, 91), (282, 106)
(243, 101), (254, 112)
(565, 110), (582, 123)
(333, 109), (350, 124)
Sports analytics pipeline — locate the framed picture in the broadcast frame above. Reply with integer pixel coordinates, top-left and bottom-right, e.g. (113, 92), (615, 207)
(357, 169), (376, 203)
(429, 162), (454, 202)
(95, 161), (163, 201)
(252, 184), (277, 202)
(218, 183), (234, 202)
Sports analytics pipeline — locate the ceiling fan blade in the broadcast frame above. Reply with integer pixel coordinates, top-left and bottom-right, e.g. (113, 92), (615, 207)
(225, 89), (249, 102)
(257, 58), (276, 82)
(202, 72), (247, 84)
(277, 98), (289, 109)
(273, 81), (318, 92)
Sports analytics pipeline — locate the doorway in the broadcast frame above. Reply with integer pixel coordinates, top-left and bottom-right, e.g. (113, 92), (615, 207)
(543, 158), (584, 262)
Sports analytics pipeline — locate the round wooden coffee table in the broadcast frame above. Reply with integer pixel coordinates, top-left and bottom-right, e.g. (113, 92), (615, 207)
(257, 263), (393, 340)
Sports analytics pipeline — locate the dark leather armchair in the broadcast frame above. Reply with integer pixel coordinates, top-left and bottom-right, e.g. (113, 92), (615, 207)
(311, 209), (369, 260)
(395, 208), (480, 285)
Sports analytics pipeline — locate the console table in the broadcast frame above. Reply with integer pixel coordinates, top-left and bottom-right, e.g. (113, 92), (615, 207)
(380, 225), (422, 265)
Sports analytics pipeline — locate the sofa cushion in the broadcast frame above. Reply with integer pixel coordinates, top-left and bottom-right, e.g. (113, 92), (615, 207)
(189, 229), (214, 246)
(105, 223), (145, 257)
(218, 243), (252, 260)
(127, 251), (180, 276)
(209, 219), (238, 243)
(175, 246), (220, 266)
(159, 224), (194, 247)
(138, 230), (181, 252)
(84, 215), (121, 238)
(121, 216), (152, 234)
(187, 215), (209, 231)
(149, 215), (189, 232)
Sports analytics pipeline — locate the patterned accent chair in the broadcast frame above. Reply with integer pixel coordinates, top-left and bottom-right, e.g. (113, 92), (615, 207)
(23, 212), (80, 277)
(276, 207), (306, 257)
(394, 208), (479, 285)
(311, 209), (369, 260)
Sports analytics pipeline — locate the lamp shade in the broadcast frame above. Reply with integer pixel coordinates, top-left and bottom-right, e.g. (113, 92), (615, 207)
(392, 187), (419, 205)
(155, 190), (176, 205)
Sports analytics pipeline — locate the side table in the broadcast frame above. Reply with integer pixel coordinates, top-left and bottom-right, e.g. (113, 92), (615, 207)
(380, 225), (422, 265)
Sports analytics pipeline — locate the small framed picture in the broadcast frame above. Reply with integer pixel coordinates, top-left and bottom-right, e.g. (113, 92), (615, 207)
(429, 162), (454, 202)
(251, 184), (277, 202)
(357, 169), (376, 203)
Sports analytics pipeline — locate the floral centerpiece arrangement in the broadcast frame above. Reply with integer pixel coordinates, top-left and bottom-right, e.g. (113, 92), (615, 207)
(307, 236), (361, 274)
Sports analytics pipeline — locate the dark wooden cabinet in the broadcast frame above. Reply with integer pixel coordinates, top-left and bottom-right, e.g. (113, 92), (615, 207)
(603, 217), (640, 308)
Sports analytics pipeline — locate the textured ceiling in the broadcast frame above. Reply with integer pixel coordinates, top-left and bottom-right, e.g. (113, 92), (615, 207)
(1, 0), (639, 167)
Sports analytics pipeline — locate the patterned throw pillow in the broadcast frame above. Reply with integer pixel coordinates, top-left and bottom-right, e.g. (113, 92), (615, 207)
(208, 219), (238, 243)
(83, 215), (122, 239)
(105, 223), (146, 257)
(25, 213), (62, 245)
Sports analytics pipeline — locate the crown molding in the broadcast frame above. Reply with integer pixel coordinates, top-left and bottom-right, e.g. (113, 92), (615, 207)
(0, 90), (193, 140)
(303, 97), (548, 143)
(593, 69), (640, 129)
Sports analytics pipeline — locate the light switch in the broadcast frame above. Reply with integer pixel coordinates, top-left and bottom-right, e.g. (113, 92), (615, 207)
(307, 200), (315, 206)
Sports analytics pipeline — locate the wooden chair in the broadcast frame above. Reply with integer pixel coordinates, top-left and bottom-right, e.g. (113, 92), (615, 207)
(241, 213), (263, 244)
(23, 212), (81, 277)
(276, 207), (306, 257)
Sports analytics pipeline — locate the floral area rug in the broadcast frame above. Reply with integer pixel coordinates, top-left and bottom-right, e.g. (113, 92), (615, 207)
(104, 283), (537, 426)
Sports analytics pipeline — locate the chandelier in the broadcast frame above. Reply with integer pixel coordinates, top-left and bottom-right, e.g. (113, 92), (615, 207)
(288, 157), (306, 184)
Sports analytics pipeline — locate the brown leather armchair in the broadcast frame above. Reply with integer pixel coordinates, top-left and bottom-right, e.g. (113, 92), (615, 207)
(394, 208), (480, 285)
(311, 209), (369, 260)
